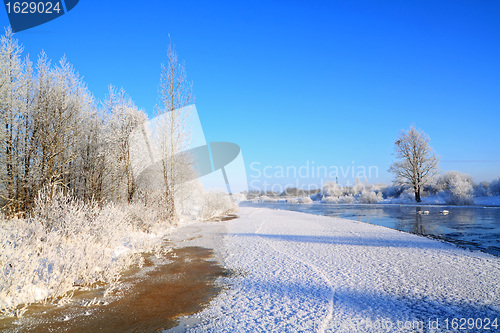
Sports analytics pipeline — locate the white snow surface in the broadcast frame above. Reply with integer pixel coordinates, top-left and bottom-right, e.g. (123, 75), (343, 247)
(182, 207), (500, 332)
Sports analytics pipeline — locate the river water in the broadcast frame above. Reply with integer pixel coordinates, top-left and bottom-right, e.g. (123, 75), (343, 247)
(241, 202), (500, 257)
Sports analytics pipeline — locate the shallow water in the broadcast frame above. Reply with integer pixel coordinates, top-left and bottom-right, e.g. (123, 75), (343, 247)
(242, 202), (500, 256)
(0, 246), (226, 332)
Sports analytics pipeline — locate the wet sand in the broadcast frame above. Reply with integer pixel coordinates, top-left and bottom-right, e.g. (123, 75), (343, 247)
(0, 245), (227, 332)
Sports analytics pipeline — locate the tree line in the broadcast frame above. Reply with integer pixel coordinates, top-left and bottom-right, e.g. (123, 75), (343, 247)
(0, 28), (191, 218)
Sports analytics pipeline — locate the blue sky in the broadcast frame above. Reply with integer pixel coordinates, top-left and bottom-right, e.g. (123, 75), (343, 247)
(2, 0), (499, 189)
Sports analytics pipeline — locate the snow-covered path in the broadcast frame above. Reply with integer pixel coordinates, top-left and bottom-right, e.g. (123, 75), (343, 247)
(185, 207), (500, 332)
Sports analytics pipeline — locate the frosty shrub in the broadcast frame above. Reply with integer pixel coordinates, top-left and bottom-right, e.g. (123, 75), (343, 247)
(437, 171), (474, 205)
(231, 192), (247, 203)
(173, 180), (206, 222)
(322, 181), (342, 197)
(0, 30), (243, 317)
(351, 178), (365, 196)
(258, 196), (276, 203)
(490, 178), (500, 196)
(359, 190), (383, 204)
(339, 195), (355, 204)
(474, 182), (490, 197)
(0, 188), (172, 317)
(369, 183), (386, 193)
(298, 197), (313, 204)
(321, 196), (339, 204)
(199, 191), (237, 221)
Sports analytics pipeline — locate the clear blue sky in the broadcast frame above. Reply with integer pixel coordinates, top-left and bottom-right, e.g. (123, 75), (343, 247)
(2, 0), (499, 190)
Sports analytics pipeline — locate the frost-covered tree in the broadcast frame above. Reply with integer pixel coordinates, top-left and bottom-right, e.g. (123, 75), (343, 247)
(474, 181), (490, 197)
(0, 29), (107, 213)
(352, 177), (364, 195)
(0, 28), (23, 214)
(490, 178), (500, 196)
(389, 126), (440, 202)
(102, 85), (146, 202)
(0, 29), (234, 223)
(15, 56), (36, 213)
(359, 190), (383, 204)
(322, 181), (342, 197)
(34, 55), (89, 200)
(0, 29), (242, 315)
(436, 171), (474, 205)
(155, 40), (194, 221)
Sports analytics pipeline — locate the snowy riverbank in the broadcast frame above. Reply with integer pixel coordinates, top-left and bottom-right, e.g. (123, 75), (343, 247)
(177, 207), (500, 332)
(251, 195), (500, 207)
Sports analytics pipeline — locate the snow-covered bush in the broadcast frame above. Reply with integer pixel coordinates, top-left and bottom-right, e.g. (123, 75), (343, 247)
(1, 180), (240, 316)
(358, 190), (383, 204)
(490, 178), (500, 196)
(339, 195), (355, 204)
(369, 183), (386, 193)
(173, 180), (207, 221)
(437, 171), (474, 205)
(321, 196), (339, 204)
(253, 195), (277, 203)
(474, 182), (490, 197)
(322, 181), (342, 197)
(351, 177), (365, 196)
(174, 179), (237, 221)
(298, 197), (313, 204)
(199, 190), (237, 221)
(0, 189), (172, 317)
(231, 192), (247, 203)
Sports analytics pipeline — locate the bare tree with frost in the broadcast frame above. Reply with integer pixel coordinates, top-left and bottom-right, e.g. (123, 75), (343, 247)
(103, 85), (146, 202)
(35, 55), (90, 200)
(0, 28), (24, 215)
(389, 125), (440, 202)
(155, 39), (194, 221)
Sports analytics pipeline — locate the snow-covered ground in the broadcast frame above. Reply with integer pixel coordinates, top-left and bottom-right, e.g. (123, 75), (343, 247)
(175, 207), (500, 332)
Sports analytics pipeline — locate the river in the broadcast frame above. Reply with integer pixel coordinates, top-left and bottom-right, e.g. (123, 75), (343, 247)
(241, 201), (500, 257)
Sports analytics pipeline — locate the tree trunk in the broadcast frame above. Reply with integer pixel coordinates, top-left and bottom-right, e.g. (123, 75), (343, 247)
(165, 181), (176, 222)
(415, 186), (422, 202)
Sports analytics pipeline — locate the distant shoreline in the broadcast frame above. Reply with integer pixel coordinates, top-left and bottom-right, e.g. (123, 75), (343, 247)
(246, 198), (500, 208)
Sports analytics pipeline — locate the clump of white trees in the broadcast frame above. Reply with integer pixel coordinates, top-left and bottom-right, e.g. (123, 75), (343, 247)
(0, 28), (235, 316)
(306, 123), (496, 206)
(490, 178), (500, 196)
(0, 29), (147, 214)
(309, 172), (498, 206)
(311, 178), (383, 204)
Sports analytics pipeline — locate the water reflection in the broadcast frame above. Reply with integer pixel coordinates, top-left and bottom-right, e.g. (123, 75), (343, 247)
(242, 202), (500, 257)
